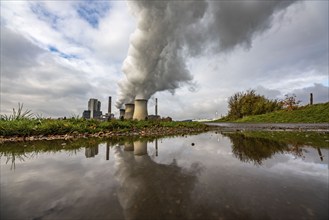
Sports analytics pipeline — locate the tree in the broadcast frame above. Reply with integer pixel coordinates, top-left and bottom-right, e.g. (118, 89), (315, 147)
(282, 94), (301, 111)
(227, 90), (283, 120)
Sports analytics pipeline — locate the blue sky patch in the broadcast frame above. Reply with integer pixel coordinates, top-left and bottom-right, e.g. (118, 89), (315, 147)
(48, 46), (78, 60)
(30, 3), (60, 29)
(76, 0), (111, 28)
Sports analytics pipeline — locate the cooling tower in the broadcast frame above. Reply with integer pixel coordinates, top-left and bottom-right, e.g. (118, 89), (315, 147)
(133, 99), (148, 120)
(124, 103), (135, 119)
(124, 142), (134, 151)
(134, 140), (147, 156)
(119, 109), (125, 119)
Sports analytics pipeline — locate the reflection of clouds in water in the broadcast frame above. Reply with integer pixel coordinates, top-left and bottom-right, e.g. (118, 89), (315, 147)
(1, 133), (328, 220)
(113, 141), (204, 220)
(270, 157), (328, 180)
(1, 143), (122, 220)
(151, 132), (234, 170)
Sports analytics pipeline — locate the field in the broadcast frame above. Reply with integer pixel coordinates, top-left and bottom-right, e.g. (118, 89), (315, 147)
(216, 102), (329, 123)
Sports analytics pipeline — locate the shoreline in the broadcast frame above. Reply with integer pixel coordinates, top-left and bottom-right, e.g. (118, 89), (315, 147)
(1, 122), (328, 143)
(0, 126), (212, 143)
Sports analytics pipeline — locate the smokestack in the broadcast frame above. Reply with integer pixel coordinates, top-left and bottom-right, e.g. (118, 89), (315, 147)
(119, 109), (125, 119)
(155, 98), (158, 116)
(133, 99), (148, 120)
(310, 93), (313, 105)
(124, 103), (135, 120)
(108, 96), (112, 115)
(106, 142), (110, 160)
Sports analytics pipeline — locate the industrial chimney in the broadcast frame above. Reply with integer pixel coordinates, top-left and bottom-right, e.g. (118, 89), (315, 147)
(155, 98), (158, 116)
(108, 96), (112, 115)
(133, 99), (148, 120)
(119, 109), (125, 119)
(310, 93), (313, 105)
(124, 103), (135, 119)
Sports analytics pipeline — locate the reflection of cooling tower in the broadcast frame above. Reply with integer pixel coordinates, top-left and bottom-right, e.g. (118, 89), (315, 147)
(133, 99), (148, 120)
(124, 142), (134, 151)
(134, 140), (147, 156)
(124, 104), (135, 120)
(119, 109), (125, 118)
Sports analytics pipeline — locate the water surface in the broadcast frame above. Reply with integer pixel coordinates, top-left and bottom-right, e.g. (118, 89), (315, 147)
(1, 131), (328, 220)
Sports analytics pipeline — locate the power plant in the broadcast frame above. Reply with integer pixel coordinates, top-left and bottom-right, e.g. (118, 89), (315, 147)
(124, 103), (135, 119)
(119, 109), (125, 119)
(82, 96), (161, 121)
(133, 99), (148, 120)
(82, 98), (102, 119)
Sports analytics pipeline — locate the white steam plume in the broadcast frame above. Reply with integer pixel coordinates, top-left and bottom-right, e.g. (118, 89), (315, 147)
(116, 0), (297, 108)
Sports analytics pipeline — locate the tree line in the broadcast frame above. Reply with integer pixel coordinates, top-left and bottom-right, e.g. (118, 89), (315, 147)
(226, 90), (300, 120)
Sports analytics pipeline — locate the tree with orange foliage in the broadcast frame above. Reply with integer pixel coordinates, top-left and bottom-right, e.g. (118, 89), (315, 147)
(282, 94), (301, 111)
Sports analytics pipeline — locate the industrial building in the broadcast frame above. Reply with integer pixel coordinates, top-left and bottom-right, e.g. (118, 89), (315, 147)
(82, 96), (160, 121)
(82, 98), (102, 119)
(123, 98), (160, 120)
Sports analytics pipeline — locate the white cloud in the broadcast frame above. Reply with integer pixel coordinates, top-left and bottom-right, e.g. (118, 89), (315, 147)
(1, 1), (135, 117)
(0, 0), (328, 120)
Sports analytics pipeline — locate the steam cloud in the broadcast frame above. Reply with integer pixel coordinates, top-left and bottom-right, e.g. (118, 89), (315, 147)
(116, 0), (297, 108)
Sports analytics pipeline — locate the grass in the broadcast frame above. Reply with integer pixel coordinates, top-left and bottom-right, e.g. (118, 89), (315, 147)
(0, 118), (207, 137)
(216, 102), (329, 123)
(0, 103), (34, 121)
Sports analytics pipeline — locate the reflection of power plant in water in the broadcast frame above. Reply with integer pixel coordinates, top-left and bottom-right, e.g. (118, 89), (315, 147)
(85, 146), (99, 158)
(83, 139), (157, 160)
(113, 140), (202, 220)
(124, 141), (134, 151)
(133, 140), (148, 156)
(106, 142), (110, 160)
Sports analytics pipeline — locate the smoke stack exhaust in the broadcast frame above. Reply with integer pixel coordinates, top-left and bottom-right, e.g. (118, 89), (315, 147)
(155, 98), (158, 116)
(124, 103), (135, 119)
(133, 99), (148, 120)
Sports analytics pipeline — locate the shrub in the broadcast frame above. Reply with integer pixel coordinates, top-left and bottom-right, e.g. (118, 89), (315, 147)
(227, 90), (282, 120)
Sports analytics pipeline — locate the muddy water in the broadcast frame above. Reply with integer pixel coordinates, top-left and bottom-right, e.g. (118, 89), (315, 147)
(1, 131), (328, 220)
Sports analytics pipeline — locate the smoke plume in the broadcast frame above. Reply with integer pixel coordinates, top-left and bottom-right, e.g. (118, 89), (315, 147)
(116, 0), (297, 108)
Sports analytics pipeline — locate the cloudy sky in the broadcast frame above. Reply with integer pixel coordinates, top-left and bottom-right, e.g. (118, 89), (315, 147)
(1, 0), (328, 120)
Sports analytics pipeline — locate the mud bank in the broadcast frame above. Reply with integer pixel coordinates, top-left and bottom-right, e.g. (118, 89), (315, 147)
(0, 126), (212, 143)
